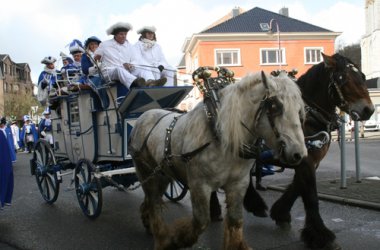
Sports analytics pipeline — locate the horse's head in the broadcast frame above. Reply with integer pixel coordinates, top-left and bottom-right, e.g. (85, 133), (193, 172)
(254, 72), (307, 165)
(322, 53), (374, 121)
(219, 71), (307, 165)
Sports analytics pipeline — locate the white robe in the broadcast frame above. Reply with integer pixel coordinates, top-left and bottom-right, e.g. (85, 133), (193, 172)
(134, 40), (176, 86)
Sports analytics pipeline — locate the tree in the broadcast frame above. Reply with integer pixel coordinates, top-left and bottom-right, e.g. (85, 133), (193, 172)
(337, 43), (361, 69)
(3, 93), (42, 122)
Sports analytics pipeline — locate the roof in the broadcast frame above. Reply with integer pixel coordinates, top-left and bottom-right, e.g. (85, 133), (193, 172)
(366, 77), (380, 89)
(201, 7), (332, 34)
(202, 7), (245, 31)
(0, 54), (9, 61)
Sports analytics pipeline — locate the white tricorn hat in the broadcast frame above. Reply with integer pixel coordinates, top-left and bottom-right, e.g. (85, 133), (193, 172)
(137, 26), (156, 34)
(106, 22), (133, 35)
(41, 56), (57, 64)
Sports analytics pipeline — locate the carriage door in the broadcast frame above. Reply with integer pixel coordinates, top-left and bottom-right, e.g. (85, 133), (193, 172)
(66, 98), (80, 163)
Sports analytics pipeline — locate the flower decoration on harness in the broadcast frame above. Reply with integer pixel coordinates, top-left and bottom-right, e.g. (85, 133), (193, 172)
(192, 66), (235, 138)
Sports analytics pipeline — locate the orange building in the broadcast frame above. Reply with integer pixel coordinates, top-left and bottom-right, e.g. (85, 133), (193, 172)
(179, 6), (341, 82)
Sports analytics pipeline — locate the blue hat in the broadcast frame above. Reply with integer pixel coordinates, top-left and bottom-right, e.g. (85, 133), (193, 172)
(42, 109), (51, 115)
(84, 36), (101, 48)
(68, 39), (85, 55)
(23, 115), (31, 122)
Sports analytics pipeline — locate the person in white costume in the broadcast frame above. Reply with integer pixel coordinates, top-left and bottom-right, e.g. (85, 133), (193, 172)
(134, 26), (176, 86)
(94, 22), (166, 89)
(10, 119), (20, 152)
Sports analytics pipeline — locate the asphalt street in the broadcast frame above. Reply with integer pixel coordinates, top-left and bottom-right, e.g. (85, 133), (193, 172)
(0, 136), (379, 250)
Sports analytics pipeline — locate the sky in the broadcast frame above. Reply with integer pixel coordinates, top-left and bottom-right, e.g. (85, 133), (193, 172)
(0, 0), (366, 84)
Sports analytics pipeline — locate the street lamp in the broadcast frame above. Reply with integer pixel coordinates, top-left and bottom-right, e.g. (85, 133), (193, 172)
(260, 19), (282, 70)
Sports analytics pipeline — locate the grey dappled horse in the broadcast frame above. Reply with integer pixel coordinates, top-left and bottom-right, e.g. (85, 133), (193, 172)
(128, 71), (307, 250)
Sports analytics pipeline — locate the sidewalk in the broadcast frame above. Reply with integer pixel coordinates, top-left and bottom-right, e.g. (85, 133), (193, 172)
(268, 131), (380, 211)
(269, 177), (380, 211)
(330, 130), (380, 141)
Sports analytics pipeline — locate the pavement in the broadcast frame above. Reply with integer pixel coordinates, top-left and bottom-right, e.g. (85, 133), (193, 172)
(268, 130), (380, 212)
(269, 177), (380, 211)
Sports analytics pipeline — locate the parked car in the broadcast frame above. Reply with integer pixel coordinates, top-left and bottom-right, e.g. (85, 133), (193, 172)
(364, 119), (380, 132)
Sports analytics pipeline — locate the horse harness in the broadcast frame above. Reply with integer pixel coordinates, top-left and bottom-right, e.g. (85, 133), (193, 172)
(239, 71), (285, 159)
(302, 64), (359, 150)
(328, 63), (362, 111)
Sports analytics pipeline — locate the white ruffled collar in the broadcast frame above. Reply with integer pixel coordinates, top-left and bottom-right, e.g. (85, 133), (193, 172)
(141, 38), (156, 50)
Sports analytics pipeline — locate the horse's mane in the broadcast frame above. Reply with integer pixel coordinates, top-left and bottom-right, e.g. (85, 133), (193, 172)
(216, 72), (303, 156)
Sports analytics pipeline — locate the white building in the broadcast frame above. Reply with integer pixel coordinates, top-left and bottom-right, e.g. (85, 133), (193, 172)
(361, 0), (380, 81)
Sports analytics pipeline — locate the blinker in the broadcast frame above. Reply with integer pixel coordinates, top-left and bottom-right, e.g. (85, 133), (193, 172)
(264, 96), (283, 117)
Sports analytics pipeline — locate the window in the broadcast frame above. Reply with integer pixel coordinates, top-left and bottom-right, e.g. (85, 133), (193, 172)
(260, 48), (285, 65)
(305, 47), (323, 64)
(215, 49), (241, 66)
(69, 100), (80, 125)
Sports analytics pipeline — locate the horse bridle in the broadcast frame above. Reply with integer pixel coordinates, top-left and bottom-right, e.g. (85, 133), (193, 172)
(253, 71), (284, 139)
(328, 63), (361, 111)
(240, 72), (285, 159)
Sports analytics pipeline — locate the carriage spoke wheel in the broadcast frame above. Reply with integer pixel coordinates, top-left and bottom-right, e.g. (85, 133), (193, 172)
(33, 140), (60, 204)
(164, 179), (188, 202)
(74, 159), (102, 219)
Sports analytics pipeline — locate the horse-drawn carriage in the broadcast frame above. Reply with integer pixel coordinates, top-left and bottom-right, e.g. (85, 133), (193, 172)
(30, 74), (192, 218)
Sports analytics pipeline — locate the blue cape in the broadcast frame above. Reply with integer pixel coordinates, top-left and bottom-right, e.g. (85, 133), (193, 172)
(0, 131), (14, 207)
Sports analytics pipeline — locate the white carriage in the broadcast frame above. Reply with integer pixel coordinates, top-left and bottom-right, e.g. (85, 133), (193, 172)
(30, 76), (192, 218)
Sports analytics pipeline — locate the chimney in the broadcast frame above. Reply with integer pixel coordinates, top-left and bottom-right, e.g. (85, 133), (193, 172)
(279, 7), (289, 17)
(232, 7), (240, 17)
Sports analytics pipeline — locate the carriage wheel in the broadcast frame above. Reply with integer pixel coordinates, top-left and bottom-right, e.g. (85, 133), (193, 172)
(164, 179), (188, 202)
(74, 159), (102, 219)
(33, 140), (60, 204)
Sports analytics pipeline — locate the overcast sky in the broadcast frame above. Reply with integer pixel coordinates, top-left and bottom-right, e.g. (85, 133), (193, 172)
(0, 0), (365, 83)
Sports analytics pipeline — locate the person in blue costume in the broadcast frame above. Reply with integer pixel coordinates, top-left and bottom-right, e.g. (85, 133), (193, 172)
(59, 52), (79, 81)
(37, 56), (57, 105)
(255, 149), (275, 191)
(0, 116), (14, 209)
(38, 110), (53, 147)
(68, 39), (85, 70)
(20, 115), (38, 153)
(81, 36), (102, 78)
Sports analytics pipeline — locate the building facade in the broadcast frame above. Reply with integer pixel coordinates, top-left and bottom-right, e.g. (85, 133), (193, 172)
(177, 6), (340, 110)
(179, 7), (340, 83)
(361, 0), (380, 81)
(0, 54), (34, 114)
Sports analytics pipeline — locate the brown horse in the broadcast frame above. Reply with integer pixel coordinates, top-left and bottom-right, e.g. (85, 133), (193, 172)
(236, 53), (374, 249)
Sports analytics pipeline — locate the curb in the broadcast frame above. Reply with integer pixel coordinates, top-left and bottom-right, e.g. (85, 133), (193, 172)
(267, 185), (380, 211)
